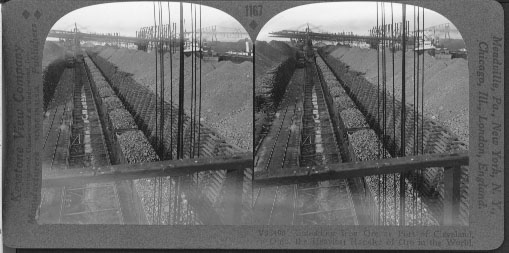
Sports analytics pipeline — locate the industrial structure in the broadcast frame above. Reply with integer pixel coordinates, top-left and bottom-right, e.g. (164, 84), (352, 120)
(40, 2), (252, 225)
(253, 3), (468, 226)
(48, 24), (249, 51)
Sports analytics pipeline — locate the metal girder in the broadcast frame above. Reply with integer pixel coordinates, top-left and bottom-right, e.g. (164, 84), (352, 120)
(42, 153), (252, 188)
(254, 152), (468, 187)
(47, 30), (161, 44)
(269, 30), (398, 42)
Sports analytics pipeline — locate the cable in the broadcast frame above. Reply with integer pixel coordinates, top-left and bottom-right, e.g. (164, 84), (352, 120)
(416, 4), (421, 225)
(382, 3), (387, 225)
(198, 3), (202, 158)
(421, 7), (425, 155)
(153, 2), (159, 158)
(189, 3), (195, 158)
(399, 4), (407, 226)
(178, 2), (185, 159)
(193, 4), (198, 158)
(391, 3), (397, 224)
(159, 1), (165, 159)
(376, 2), (381, 225)
(420, 6), (425, 225)
(391, 3), (396, 155)
(168, 2), (174, 160)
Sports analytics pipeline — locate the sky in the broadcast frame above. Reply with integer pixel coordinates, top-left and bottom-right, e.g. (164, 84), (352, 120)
(257, 2), (461, 41)
(52, 2), (243, 39)
(51, 1), (461, 42)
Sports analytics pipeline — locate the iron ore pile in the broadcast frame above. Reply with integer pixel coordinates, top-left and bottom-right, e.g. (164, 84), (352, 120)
(42, 41), (66, 70)
(42, 42), (67, 111)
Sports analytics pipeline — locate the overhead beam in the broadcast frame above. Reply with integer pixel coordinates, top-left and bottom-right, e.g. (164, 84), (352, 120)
(47, 30), (249, 44)
(269, 31), (398, 41)
(42, 153), (252, 188)
(254, 152), (468, 187)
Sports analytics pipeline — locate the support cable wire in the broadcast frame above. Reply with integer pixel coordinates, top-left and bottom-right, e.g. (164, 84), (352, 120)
(412, 6), (416, 157)
(251, 43), (256, 208)
(153, 2), (159, 159)
(391, 3), (397, 224)
(382, 3), (387, 225)
(177, 2), (185, 159)
(152, 3), (159, 224)
(193, 4), (198, 157)
(190, 3), (195, 158)
(419, 6), (424, 225)
(198, 3), (202, 158)
(416, 4), (422, 226)
(154, 2), (163, 224)
(413, 6), (421, 224)
(168, 1), (173, 160)
(399, 4), (407, 226)
(159, 1), (165, 159)
(376, 2), (381, 225)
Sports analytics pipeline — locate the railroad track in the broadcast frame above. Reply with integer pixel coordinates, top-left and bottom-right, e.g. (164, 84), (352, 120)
(42, 69), (73, 171)
(40, 57), (124, 224)
(69, 57), (111, 168)
(300, 60), (342, 166)
(252, 58), (357, 225)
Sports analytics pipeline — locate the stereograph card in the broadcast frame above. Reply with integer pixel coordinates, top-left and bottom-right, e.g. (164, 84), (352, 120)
(1, 0), (505, 250)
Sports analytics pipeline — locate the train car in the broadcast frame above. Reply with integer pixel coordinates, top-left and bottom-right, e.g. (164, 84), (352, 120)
(303, 38), (316, 63)
(66, 55), (75, 68)
(83, 54), (160, 165)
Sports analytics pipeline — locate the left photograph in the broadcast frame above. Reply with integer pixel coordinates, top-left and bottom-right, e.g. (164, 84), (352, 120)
(38, 2), (253, 225)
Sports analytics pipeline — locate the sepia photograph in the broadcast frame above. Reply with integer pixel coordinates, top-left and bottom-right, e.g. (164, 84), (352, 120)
(38, 1), (253, 225)
(253, 2), (469, 226)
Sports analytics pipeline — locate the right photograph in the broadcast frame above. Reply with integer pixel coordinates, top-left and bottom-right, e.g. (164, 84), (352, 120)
(252, 2), (469, 226)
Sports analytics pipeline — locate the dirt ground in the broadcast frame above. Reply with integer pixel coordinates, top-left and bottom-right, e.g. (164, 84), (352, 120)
(328, 46), (469, 145)
(95, 46), (253, 151)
